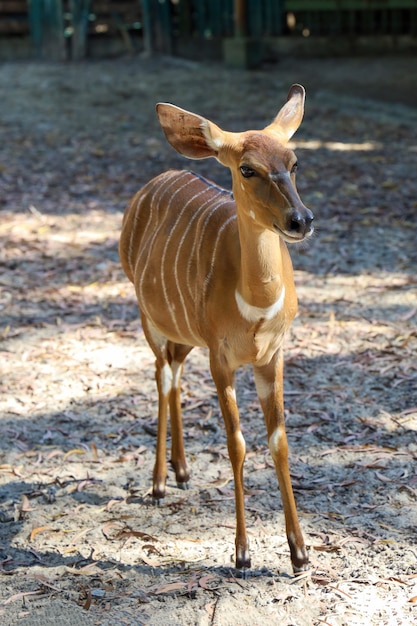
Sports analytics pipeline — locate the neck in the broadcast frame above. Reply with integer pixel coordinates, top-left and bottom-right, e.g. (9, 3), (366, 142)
(236, 215), (285, 309)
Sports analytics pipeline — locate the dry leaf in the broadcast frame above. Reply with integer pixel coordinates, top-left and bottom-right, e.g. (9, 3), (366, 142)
(4, 590), (45, 605)
(21, 494), (36, 512)
(148, 582), (187, 595)
(64, 449), (86, 460)
(90, 441), (99, 461)
(204, 601), (217, 617)
(114, 529), (158, 542)
(82, 590), (92, 611)
(30, 526), (55, 541)
(198, 575), (221, 590)
(139, 553), (160, 567)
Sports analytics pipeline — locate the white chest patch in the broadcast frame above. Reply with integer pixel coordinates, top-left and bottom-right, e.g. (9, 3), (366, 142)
(235, 287), (286, 323)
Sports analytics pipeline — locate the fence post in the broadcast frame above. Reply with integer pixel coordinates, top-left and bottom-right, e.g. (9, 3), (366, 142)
(70, 0), (91, 60)
(235, 0), (246, 36)
(141, 0), (172, 55)
(223, 0), (263, 68)
(141, 0), (154, 55)
(28, 0), (66, 61)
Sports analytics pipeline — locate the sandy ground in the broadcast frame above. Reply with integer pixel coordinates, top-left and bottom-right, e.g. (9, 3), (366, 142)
(0, 54), (417, 625)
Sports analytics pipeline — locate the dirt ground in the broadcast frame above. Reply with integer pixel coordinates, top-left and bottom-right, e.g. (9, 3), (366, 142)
(0, 53), (416, 625)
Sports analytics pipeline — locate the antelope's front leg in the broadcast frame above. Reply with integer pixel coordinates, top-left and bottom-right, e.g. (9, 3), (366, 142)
(210, 356), (250, 570)
(254, 352), (309, 573)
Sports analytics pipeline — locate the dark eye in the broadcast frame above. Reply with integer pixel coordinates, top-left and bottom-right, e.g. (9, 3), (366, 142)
(240, 165), (256, 178)
(291, 162), (298, 174)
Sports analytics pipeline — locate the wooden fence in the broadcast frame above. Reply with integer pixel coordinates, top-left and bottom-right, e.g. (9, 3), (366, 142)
(285, 0), (417, 36)
(0, 0), (416, 61)
(0, 0), (143, 60)
(144, 0), (417, 61)
(150, 0), (417, 40)
(0, 0), (28, 35)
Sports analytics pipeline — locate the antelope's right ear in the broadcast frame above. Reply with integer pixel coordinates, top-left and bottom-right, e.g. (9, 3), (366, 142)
(156, 103), (224, 160)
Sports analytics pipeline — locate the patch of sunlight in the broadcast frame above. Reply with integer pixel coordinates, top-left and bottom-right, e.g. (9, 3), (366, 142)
(334, 583), (415, 626)
(65, 280), (129, 299)
(1, 210), (122, 245)
(48, 229), (118, 245)
(297, 271), (417, 307)
(0, 319), (151, 419)
(290, 139), (382, 151)
(383, 408), (417, 432)
(68, 340), (151, 374)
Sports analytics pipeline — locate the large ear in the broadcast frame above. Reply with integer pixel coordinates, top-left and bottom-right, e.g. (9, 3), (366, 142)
(156, 103), (224, 159)
(265, 84), (305, 144)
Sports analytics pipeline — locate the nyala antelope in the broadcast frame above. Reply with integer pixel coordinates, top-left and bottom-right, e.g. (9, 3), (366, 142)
(119, 85), (314, 572)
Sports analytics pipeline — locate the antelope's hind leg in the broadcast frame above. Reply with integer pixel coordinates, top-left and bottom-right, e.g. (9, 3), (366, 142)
(142, 317), (192, 500)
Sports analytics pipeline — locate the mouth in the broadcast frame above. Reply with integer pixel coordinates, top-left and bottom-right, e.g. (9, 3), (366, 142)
(273, 222), (314, 243)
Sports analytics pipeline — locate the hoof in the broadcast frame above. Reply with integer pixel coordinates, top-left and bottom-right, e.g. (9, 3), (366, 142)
(292, 555), (309, 575)
(170, 460), (190, 487)
(236, 547), (251, 571)
(176, 481), (190, 491)
(152, 482), (166, 503)
(290, 542), (309, 574)
(293, 563), (309, 575)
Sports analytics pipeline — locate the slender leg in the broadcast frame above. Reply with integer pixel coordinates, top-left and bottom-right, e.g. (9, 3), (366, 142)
(254, 350), (309, 573)
(142, 319), (193, 498)
(141, 316), (170, 501)
(210, 355), (250, 570)
(168, 342), (193, 488)
(153, 358), (170, 500)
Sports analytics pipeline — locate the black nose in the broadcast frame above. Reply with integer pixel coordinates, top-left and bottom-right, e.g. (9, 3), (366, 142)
(287, 208), (314, 236)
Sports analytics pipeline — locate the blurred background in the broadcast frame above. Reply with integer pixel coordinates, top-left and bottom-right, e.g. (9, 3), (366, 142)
(1, 0), (416, 65)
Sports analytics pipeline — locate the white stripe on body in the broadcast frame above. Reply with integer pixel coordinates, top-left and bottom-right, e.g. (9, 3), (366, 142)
(160, 185), (209, 339)
(173, 188), (224, 344)
(186, 194), (230, 305)
(136, 173), (194, 321)
(127, 192), (146, 276)
(128, 170), (180, 277)
(203, 214), (237, 305)
(191, 195), (235, 304)
(135, 171), (185, 314)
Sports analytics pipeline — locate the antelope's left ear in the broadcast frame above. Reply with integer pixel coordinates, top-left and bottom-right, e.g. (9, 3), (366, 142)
(265, 84), (305, 144)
